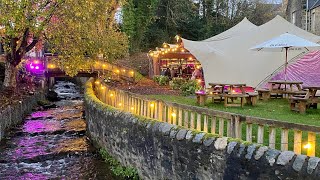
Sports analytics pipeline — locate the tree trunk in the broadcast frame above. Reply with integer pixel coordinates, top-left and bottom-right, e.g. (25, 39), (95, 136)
(3, 61), (17, 88)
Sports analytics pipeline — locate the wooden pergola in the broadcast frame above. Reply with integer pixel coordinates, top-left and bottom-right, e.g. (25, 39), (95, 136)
(148, 42), (200, 77)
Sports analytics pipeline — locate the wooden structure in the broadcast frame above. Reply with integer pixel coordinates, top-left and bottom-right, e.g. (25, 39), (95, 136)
(149, 44), (200, 78)
(91, 78), (320, 157)
(45, 58), (136, 83)
(290, 86), (320, 114)
(268, 80), (307, 97)
(207, 83), (257, 107)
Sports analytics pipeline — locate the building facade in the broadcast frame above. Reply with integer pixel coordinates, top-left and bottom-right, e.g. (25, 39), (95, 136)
(285, 0), (320, 35)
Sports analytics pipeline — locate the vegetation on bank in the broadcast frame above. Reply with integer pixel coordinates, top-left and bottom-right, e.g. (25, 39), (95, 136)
(99, 149), (140, 180)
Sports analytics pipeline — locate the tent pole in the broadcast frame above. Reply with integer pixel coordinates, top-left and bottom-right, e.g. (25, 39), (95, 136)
(285, 47), (288, 81)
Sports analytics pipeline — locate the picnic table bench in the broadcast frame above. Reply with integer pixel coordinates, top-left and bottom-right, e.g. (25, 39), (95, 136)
(268, 80), (307, 98)
(207, 83), (255, 107)
(289, 86), (320, 114)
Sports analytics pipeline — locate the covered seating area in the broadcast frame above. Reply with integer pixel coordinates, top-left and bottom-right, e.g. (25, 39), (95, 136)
(179, 15), (320, 112)
(148, 43), (204, 82)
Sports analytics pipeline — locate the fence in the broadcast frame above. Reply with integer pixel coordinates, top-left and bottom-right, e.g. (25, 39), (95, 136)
(91, 78), (320, 157)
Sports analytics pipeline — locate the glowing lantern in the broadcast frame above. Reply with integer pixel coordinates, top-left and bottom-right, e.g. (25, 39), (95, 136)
(304, 143), (311, 149)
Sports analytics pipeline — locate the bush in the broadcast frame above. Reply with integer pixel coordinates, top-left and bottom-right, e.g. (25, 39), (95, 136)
(180, 80), (201, 96)
(169, 78), (186, 90)
(153, 75), (169, 86)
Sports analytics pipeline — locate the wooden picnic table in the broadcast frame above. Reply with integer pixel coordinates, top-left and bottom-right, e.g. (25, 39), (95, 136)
(268, 80), (306, 98)
(289, 85), (320, 114)
(207, 83), (252, 107)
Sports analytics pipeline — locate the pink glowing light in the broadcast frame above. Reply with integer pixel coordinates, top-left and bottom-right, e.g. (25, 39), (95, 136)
(35, 66), (39, 70)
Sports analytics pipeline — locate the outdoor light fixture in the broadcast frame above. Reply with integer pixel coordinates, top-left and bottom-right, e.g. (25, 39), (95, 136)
(304, 143), (311, 149)
(171, 113), (177, 117)
(150, 103), (155, 108)
(48, 64), (55, 69)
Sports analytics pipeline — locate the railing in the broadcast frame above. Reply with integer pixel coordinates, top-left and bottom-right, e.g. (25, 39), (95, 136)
(91, 78), (320, 157)
(45, 57), (137, 82)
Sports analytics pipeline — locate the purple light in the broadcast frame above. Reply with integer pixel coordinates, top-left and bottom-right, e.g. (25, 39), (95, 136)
(35, 66), (39, 69)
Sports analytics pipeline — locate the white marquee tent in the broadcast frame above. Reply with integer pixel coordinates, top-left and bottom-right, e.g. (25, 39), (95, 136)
(182, 15), (320, 87)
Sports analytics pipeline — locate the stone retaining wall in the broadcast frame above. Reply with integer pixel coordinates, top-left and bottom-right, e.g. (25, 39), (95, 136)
(0, 92), (45, 141)
(84, 85), (320, 179)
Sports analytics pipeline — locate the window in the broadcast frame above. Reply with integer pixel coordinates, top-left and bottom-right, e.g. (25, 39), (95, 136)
(292, 11), (296, 25)
(312, 10), (316, 32)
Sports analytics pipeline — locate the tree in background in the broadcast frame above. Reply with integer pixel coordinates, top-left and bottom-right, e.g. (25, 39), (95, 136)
(122, 0), (158, 52)
(0, 0), (128, 88)
(122, 0), (282, 52)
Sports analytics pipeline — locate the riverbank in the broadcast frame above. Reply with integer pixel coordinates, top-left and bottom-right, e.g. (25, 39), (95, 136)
(0, 80), (117, 179)
(0, 90), (44, 141)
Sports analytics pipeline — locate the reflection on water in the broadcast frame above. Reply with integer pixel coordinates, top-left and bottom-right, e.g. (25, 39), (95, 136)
(0, 81), (115, 179)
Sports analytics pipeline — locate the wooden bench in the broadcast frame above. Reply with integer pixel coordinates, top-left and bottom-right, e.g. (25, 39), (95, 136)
(257, 89), (270, 101)
(289, 92), (319, 114)
(223, 94), (249, 107)
(207, 91), (225, 103)
(289, 96), (309, 114)
(196, 92), (207, 106)
(246, 92), (258, 106)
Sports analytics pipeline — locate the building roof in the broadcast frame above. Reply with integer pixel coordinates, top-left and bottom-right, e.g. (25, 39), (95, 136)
(309, 0), (320, 10)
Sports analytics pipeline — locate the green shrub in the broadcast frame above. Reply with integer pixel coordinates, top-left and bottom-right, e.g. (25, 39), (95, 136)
(153, 75), (169, 86)
(180, 80), (201, 96)
(169, 78), (186, 90)
(99, 149), (140, 180)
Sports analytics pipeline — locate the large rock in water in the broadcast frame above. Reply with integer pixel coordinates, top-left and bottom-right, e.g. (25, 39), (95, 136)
(47, 89), (59, 101)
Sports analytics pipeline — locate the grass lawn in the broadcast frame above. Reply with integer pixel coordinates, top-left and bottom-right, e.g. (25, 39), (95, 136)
(147, 95), (320, 126)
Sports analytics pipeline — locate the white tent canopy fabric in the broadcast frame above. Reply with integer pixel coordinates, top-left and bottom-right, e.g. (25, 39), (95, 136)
(182, 15), (320, 88)
(202, 17), (258, 42)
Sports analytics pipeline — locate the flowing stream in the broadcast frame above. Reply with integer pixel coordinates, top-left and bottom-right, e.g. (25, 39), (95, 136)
(0, 81), (116, 179)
